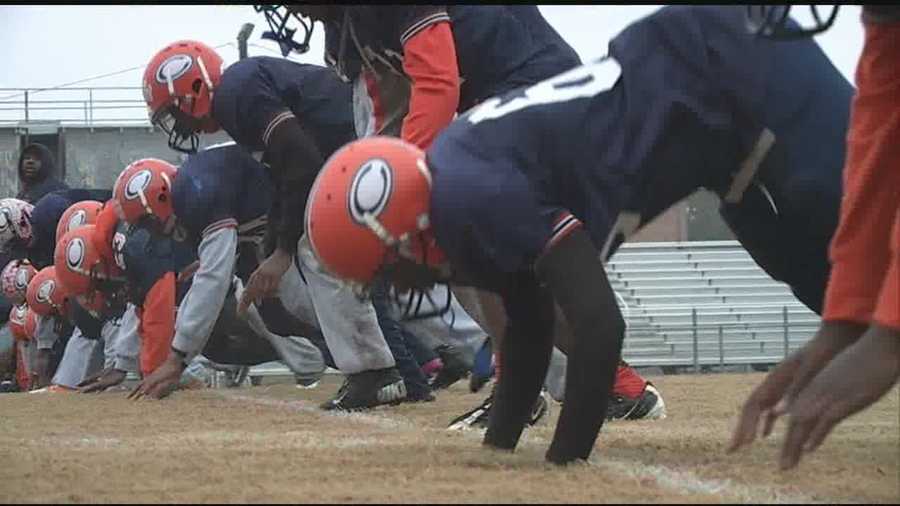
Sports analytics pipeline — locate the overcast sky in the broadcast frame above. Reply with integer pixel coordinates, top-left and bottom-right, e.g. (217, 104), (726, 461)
(0, 5), (864, 122)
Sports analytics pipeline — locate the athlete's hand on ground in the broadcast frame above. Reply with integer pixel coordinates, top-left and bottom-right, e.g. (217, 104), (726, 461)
(128, 354), (185, 400)
(77, 367), (127, 393)
(729, 321), (866, 454)
(34, 350), (52, 389)
(239, 248), (292, 315)
(777, 324), (900, 470)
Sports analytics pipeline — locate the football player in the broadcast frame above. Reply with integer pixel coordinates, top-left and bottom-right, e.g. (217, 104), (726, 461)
(6, 195), (116, 390)
(303, 5), (854, 464)
(268, 4), (664, 423)
(731, 4), (900, 470)
(141, 42), (431, 408)
(66, 159), (331, 398)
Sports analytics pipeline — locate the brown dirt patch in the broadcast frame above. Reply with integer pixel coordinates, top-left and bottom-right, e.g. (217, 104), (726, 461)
(1, 373), (897, 503)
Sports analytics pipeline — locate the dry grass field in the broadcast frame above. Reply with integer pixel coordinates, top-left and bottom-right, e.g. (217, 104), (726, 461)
(1, 373), (897, 503)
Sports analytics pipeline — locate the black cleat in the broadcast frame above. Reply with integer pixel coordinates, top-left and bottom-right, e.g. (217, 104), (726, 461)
(447, 391), (550, 431)
(405, 390), (437, 403)
(0, 380), (20, 393)
(320, 367), (407, 411)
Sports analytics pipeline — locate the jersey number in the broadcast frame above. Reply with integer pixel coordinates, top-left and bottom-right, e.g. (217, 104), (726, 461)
(466, 58), (622, 125)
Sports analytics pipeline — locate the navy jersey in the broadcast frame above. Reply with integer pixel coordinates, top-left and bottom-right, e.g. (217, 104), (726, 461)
(115, 220), (197, 306)
(211, 56), (356, 156)
(172, 141), (273, 281)
(172, 142), (272, 244)
(28, 188), (112, 268)
(427, 5), (853, 284)
(324, 5), (581, 112)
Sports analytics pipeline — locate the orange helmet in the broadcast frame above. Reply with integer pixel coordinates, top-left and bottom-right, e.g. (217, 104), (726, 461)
(55, 225), (122, 297)
(55, 200), (104, 243)
(1, 258), (37, 304)
(0, 198), (34, 252)
(305, 136), (446, 287)
(26, 266), (70, 318)
(8, 304), (29, 341)
(143, 40), (224, 152)
(113, 159), (178, 226)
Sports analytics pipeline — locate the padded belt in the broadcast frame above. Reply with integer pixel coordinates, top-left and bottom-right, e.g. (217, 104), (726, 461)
(724, 128), (776, 204)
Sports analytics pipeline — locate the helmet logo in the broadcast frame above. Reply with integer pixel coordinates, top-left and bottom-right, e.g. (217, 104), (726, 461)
(36, 279), (55, 304)
(349, 159), (393, 225)
(14, 268), (28, 290)
(67, 210), (87, 233)
(12, 305), (26, 323)
(125, 170), (153, 200)
(155, 54), (194, 84)
(0, 207), (10, 232)
(66, 237), (85, 271)
(112, 232), (127, 270)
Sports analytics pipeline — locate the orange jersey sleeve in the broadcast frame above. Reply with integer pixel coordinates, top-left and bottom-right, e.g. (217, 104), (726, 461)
(137, 272), (176, 376)
(92, 200), (120, 265)
(400, 21), (460, 150)
(823, 21), (900, 326)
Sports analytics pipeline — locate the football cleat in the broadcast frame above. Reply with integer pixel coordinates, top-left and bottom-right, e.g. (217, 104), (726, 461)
(320, 367), (407, 411)
(606, 383), (667, 421)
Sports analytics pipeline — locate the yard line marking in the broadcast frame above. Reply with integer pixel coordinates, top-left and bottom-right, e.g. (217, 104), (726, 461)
(212, 390), (412, 429)
(219, 390), (821, 504)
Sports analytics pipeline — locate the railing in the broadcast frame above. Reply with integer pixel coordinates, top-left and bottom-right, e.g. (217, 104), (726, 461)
(623, 306), (819, 371)
(152, 304), (820, 385)
(0, 86), (150, 127)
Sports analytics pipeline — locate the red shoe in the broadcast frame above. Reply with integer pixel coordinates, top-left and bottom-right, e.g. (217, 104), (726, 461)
(607, 361), (667, 421)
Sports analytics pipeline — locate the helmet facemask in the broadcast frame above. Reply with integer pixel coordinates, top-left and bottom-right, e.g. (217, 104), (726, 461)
(746, 5), (840, 39)
(255, 5), (315, 56)
(152, 103), (202, 154)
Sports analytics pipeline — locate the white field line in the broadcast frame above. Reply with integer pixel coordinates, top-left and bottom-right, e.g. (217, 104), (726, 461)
(217, 390), (821, 504)
(25, 432), (388, 451)
(212, 390), (412, 430)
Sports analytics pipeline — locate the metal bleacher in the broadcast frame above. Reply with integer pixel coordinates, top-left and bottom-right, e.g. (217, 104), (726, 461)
(611, 241), (820, 371)
(242, 240), (820, 381)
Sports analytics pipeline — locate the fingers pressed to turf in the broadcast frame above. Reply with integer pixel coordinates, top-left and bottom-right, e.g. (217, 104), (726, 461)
(729, 352), (805, 452)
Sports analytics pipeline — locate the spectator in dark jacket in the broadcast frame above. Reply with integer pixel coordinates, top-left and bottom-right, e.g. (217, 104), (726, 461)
(0, 143), (69, 325)
(16, 143), (68, 204)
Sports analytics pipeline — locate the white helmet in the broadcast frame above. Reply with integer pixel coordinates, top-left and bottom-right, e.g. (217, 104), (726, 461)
(0, 198), (34, 250)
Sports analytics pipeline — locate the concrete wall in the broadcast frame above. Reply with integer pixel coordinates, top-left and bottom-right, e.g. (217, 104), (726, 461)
(61, 126), (231, 190)
(624, 190), (736, 244)
(0, 125), (738, 242)
(0, 125), (231, 198)
(0, 128), (22, 198)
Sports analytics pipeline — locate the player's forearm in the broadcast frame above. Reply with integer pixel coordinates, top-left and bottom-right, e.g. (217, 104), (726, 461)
(266, 117), (325, 254)
(112, 304), (140, 374)
(171, 228), (238, 362)
(536, 228), (624, 464)
(34, 314), (59, 350)
(34, 349), (52, 388)
(483, 274), (555, 451)
(824, 21), (900, 325)
(400, 22), (460, 150)
(264, 190), (283, 257)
